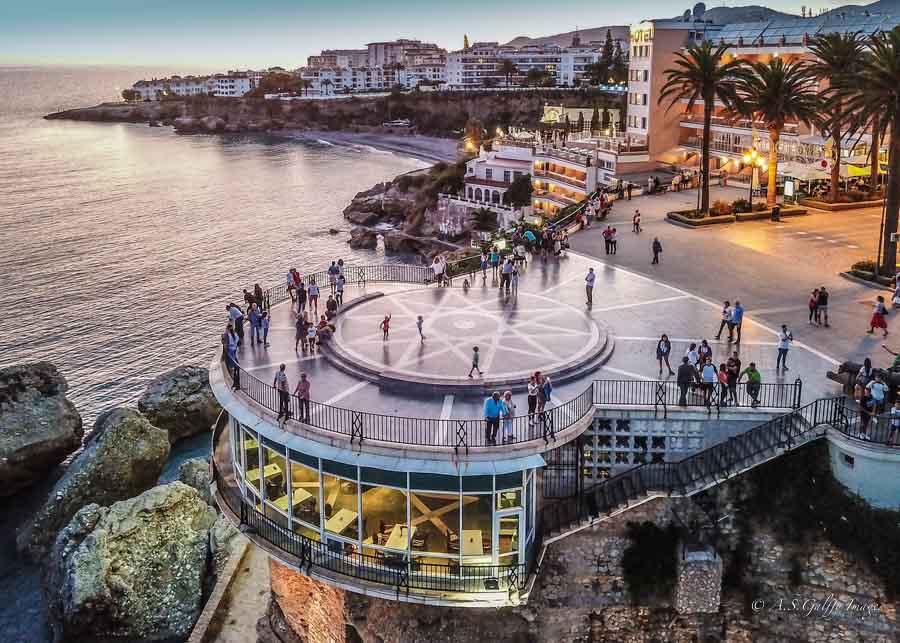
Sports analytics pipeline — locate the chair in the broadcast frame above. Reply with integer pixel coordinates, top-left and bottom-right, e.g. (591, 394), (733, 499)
(412, 534), (427, 550)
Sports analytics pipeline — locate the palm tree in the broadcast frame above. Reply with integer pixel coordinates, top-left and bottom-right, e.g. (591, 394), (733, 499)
(498, 59), (517, 88)
(839, 28), (900, 274)
(806, 31), (865, 202)
(659, 41), (744, 213)
(732, 58), (819, 206)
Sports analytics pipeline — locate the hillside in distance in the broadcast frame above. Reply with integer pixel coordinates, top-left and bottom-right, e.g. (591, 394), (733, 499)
(504, 26), (630, 48)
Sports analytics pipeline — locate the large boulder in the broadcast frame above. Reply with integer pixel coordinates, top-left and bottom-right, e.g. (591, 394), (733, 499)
(178, 457), (212, 505)
(17, 408), (170, 559)
(137, 366), (220, 443)
(46, 482), (217, 643)
(348, 227), (378, 249)
(0, 362), (83, 496)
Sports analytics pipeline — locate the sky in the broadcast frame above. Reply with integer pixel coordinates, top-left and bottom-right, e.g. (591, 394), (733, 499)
(0, 0), (874, 69)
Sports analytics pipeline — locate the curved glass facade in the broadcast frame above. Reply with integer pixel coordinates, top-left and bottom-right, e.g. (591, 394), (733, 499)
(229, 417), (537, 570)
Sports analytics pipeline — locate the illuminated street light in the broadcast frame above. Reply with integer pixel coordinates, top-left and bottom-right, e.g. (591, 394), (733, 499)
(743, 147), (766, 205)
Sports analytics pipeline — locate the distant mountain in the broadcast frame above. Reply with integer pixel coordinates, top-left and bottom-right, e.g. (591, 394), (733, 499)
(823, 0), (900, 16)
(504, 26), (630, 49)
(698, 6), (794, 23)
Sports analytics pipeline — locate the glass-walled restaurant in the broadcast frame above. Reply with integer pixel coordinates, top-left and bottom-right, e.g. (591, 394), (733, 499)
(230, 419), (537, 577)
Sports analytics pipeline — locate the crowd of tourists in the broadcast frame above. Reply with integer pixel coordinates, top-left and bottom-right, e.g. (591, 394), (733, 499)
(482, 372), (554, 445)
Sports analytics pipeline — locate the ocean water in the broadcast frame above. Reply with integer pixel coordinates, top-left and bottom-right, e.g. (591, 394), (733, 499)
(0, 65), (427, 642)
(0, 65), (426, 422)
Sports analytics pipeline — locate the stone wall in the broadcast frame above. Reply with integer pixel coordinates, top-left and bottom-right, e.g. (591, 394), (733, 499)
(269, 560), (347, 643)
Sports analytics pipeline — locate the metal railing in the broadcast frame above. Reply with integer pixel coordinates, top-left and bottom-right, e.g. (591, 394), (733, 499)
(593, 378), (803, 418)
(223, 353), (802, 453)
(224, 357), (593, 452)
(210, 440), (530, 596)
(539, 396), (892, 538)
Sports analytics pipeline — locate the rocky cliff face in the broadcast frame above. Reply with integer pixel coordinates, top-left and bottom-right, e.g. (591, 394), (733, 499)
(0, 362), (83, 496)
(17, 408), (170, 559)
(137, 365), (220, 443)
(45, 482), (217, 643)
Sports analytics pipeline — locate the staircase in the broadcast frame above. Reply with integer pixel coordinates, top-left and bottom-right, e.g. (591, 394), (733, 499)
(540, 397), (852, 543)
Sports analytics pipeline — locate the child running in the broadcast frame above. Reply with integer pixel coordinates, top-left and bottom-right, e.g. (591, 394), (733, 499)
(380, 314), (392, 340)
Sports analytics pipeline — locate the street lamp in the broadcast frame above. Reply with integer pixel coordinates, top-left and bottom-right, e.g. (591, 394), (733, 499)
(742, 147), (766, 206)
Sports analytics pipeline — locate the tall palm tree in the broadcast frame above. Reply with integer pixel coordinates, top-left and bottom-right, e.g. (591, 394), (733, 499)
(498, 59), (517, 88)
(733, 57), (819, 206)
(839, 28), (900, 273)
(659, 41), (744, 213)
(806, 31), (865, 202)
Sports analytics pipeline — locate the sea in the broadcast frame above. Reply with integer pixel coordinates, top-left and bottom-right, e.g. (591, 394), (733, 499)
(0, 65), (427, 641)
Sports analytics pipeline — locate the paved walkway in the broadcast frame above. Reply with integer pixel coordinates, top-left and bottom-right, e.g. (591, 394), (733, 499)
(574, 186), (889, 369)
(204, 546), (271, 643)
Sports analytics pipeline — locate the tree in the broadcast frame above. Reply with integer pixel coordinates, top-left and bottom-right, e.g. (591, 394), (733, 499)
(839, 28), (900, 274)
(585, 60), (609, 86)
(601, 29), (615, 76)
(733, 57), (819, 207)
(590, 106), (600, 134)
(121, 89), (140, 102)
(612, 41), (628, 84)
(806, 31), (865, 202)
(525, 68), (550, 87)
(498, 59), (518, 87)
(504, 173), (533, 207)
(482, 76), (499, 88)
(659, 41), (744, 213)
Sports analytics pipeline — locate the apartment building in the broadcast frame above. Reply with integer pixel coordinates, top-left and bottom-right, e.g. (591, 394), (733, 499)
(629, 13), (899, 175)
(131, 73), (257, 101)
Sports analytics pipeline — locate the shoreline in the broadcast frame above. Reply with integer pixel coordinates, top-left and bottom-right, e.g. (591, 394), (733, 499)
(278, 129), (458, 165)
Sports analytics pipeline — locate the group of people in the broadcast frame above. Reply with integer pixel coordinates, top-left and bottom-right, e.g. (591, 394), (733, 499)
(714, 300), (746, 344)
(273, 363), (312, 424)
(853, 358), (897, 442)
(482, 371), (554, 444)
(479, 249), (521, 294)
(665, 334), (764, 408)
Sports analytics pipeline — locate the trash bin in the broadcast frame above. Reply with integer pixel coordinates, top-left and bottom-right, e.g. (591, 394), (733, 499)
(771, 204), (781, 222)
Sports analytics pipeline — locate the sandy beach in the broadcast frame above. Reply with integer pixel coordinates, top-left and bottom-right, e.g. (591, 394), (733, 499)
(282, 129), (459, 165)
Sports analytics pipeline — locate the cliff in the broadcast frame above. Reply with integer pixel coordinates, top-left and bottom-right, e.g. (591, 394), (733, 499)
(45, 89), (624, 138)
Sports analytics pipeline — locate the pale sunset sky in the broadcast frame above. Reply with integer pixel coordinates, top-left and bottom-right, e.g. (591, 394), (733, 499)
(1, 0), (875, 68)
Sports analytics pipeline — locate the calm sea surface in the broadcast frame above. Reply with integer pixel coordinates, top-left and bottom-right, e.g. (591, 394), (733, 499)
(0, 65), (426, 422)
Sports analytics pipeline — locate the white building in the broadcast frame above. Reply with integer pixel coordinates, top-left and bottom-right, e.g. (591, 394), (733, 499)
(131, 73), (256, 101)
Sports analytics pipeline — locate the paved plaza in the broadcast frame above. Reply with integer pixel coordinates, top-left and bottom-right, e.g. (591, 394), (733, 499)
(233, 245), (841, 426)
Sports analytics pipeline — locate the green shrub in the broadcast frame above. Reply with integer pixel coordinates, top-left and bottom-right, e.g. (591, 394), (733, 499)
(731, 198), (752, 214)
(851, 260), (877, 273)
(711, 199), (733, 216)
(621, 521), (680, 604)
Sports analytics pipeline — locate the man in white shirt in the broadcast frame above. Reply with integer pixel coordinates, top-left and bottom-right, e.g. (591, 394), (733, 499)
(776, 324), (793, 371)
(585, 267), (596, 306)
(715, 301), (733, 341)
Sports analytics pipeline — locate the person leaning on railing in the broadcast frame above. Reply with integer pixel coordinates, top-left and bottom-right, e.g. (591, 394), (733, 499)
(677, 357), (699, 407)
(738, 363), (762, 408)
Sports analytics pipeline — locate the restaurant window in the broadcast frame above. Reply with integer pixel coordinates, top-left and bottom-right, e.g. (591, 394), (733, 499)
(461, 494), (493, 564)
(261, 439), (288, 526)
(323, 473), (360, 541)
(242, 427), (261, 496)
(289, 458), (321, 532)
(362, 484), (408, 551)
(409, 491), (461, 559)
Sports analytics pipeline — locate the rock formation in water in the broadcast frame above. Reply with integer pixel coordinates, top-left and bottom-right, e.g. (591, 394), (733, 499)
(137, 365), (221, 443)
(17, 408), (170, 559)
(45, 482), (217, 643)
(0, 362), (83, 496)
(178, 456), (213, 506)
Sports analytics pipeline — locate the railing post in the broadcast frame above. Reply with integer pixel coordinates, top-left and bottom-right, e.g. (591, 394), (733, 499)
(455, 421), (469, 455)
(793, 378), (802, 409)
(350, 411), (364, 444)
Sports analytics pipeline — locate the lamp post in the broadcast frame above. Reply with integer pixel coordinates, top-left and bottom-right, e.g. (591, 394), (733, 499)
(742, 147), (767, 207)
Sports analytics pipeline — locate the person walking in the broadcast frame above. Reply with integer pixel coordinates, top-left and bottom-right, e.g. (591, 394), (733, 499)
(868, 295), (889, 337)
(626, 181), (633, 201)
(698, 339), (713, 365)
(483, 391), (503, 445)
(700, 358), (717, 407)
(817, 286), (830, 327)
(297, 279), (307, 315)
(717, 363), (730, 407)
(327, 261), (340, 294)
(511, 267), (519, 294)
(294, 372), (311, 423)
(714, 301), (733, 341)
(468, 346), (483, 378)
(248, 303), (263, 345)
(527, 373), (539, 426)
(732, 300), (744, 344)
(889, 399), (900, 446)
(685, 342), (700, 371)
(651, 237), (662, 265)
(489, 246), (500, 278)
(776, 324), (793, 371)
(307, 279), (320, 316)
(253, 282), (265, 312)
(864, 373), (887, 440)
(602, 226), (612, 255)
(585, 267), (596, 306)
(809, 289), (819, 325)
(609, 228), (618, 255)
(325, 295), (338, 320)
(260, 312), (270, 348)
(677, 356), (699, 406)
(287, 268), (297, 303)
(501, 391), (517, 443)
(480, 251), (489, 280)
(632, 210), (641, 234)
(501, 257), (513, 293)
(295, 314), (307, 352)
(656, 334), (675, 376)
(335, 274), (345, 305)
(416, 315), (426, 342)
(274, 364), (290, 423)
(380, 314), (392, 340)
(739, 362), (762, 407)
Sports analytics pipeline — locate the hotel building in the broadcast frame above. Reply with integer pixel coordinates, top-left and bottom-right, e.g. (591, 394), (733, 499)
(131, 73), (257, 101)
